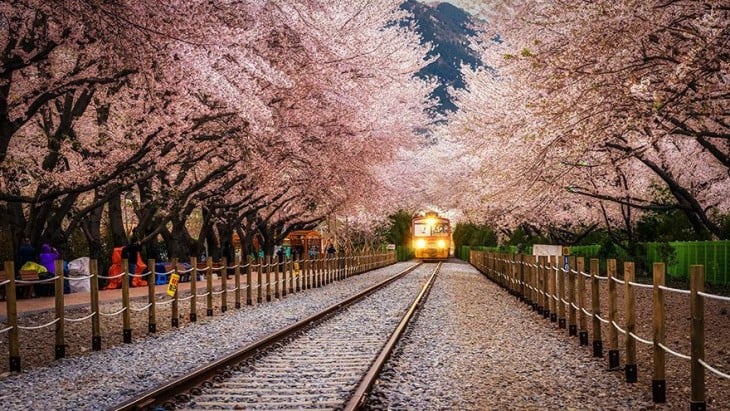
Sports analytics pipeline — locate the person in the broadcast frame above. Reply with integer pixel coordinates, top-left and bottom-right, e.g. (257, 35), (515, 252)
(326, 240), (336, 256)
(122, 236), (146, 287)
(38, 243), (61, 296)
(104, 247), (124, 290)
(16, 237), (35, 272)
(39, 243), (61, 275)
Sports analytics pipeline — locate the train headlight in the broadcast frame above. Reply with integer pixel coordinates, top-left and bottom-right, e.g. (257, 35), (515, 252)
(416, 239), (426, 249)
(437, 240), (446, 248)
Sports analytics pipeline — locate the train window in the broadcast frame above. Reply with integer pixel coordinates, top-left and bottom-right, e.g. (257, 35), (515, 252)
(414, 223), (429, 236)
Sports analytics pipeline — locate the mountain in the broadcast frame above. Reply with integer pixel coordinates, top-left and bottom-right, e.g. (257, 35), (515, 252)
(401, 0), (482, 114)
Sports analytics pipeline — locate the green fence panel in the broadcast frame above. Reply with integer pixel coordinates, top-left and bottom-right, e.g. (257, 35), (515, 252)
(463, 241), (729, 286)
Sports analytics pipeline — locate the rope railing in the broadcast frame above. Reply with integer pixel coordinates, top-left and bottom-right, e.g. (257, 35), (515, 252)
(698, 359), (730, 380)
(65, 312), (97, 323)
(466, 250), (728, 408)
(1, 250), (396, 373)
(658, 342), (691, 361)
(659, 284), (691, 295)
(17, 317), (61, 330)
(99, 307), (127, 317)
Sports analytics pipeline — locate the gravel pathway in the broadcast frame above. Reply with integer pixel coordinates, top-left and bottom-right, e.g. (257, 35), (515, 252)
(0, 262), (417, 410)
(367, 261), (657, 410)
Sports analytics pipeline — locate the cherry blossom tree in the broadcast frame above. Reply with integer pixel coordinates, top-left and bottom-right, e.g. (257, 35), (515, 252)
(447, 0), (730, 240)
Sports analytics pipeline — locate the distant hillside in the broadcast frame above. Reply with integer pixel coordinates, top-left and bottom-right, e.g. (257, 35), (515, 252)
(401, 0), (482, 114)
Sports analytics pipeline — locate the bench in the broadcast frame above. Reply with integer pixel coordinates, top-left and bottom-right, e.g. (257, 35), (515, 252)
(16, 269), (40, 299)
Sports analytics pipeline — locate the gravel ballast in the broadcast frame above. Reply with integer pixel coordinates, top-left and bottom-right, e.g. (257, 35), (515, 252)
(1, 260), (728, 410)
(366, 261), (730, 410)
(0, 263), (415, 410)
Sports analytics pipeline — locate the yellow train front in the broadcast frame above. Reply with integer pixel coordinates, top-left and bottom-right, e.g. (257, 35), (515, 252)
(411, 213), (451, 261)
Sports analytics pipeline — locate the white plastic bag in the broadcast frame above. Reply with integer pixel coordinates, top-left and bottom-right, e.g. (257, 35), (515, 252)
(67, 257), (91, 293)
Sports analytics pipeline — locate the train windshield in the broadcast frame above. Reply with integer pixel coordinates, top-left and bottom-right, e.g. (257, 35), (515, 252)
(413, 222), (449, 236)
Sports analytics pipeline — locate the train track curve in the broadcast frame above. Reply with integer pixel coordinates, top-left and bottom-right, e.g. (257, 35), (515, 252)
(112, 262), (441, 410)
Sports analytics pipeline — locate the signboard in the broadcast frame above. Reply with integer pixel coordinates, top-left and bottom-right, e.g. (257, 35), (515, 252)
(166, 273), (180, 297)
(386, 244), (396, 250)
(563, 256), (570, 272)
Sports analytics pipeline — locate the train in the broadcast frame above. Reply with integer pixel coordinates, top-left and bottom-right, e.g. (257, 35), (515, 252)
(411, 211), (451, 260)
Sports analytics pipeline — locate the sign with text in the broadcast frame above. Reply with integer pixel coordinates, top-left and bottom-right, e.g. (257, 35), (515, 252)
(166, 273), (180, 297)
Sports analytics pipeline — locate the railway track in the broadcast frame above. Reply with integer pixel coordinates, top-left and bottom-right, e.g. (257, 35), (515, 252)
(112, 262), (441, 410)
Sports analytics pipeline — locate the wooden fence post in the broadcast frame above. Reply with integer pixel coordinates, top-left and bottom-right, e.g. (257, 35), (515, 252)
(54, 259), (65, 359)
(257, 256), (263, 304)
(577, 257), (588, 346)
(607, 258), (620, 370)
(541, 256), (550, 319)
(190, 256), (198, 322)
(590, 258), (602, 357)
(234, 256), (242, 309)
(171, 259), (179, 327)
(221, 257), (228, 313)
(246, 256), (253, 306)
(147, 258), (156, 333)
(121, 259), (132, 343)
(282, 257), (288, 297)
(519, 254), (526, 300)
(568, 256), (577, 337)
(5, 261), (20, 371)
(265, 255), (272, 301)
(206, 259), (214, 316)
(550, 256), (557, 323)
(558, 256), (566, 329)
(690, 265), (705, 411)
(288, 256), (294, 294)
(624, 262), (637, 383)
(274, 256), (281, 299)
(652, 262), (666, 403)
(90, 260), (102, 351)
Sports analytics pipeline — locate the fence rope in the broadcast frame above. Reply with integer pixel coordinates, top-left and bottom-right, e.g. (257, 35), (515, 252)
(0, 279), (8, 286)
(629, 331), (653, 345)
(658, 342), (691, 361)
(581, 307), (593, 316)
(98, 273), (124, 280)
(611, 320), (627, 335)
(658, 285), (691, 295)
(698, 359), (730, 380)
(698, 291), (730, 302)
(66, 274), (94, 281)
(18, 317), (60, 330)
(611, 277), (626, 285)
(595, 313), (610, 324)
(16, 275), (59, 285)
(99, 307), (127, 317)
(594, 274), (609, 280)
(130, 303), (153, 312)
(196, 291), (210, 298)
(212, 289), (225, 296)
(156, 299), (174, 305)
(65, 312), (97, 322)
(628, 281), (654, 290)
(177, 294), (194, 302)
(0, 325), (13, 334)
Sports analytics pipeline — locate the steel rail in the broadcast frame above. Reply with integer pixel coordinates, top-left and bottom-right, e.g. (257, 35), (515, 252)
(345, 262), (441, 411)
(111, 262), (422, 411)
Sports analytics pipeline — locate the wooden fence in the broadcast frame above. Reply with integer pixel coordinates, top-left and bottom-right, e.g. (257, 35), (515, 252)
(469, 250), (730, 411)
(0, 251), (395, 372)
